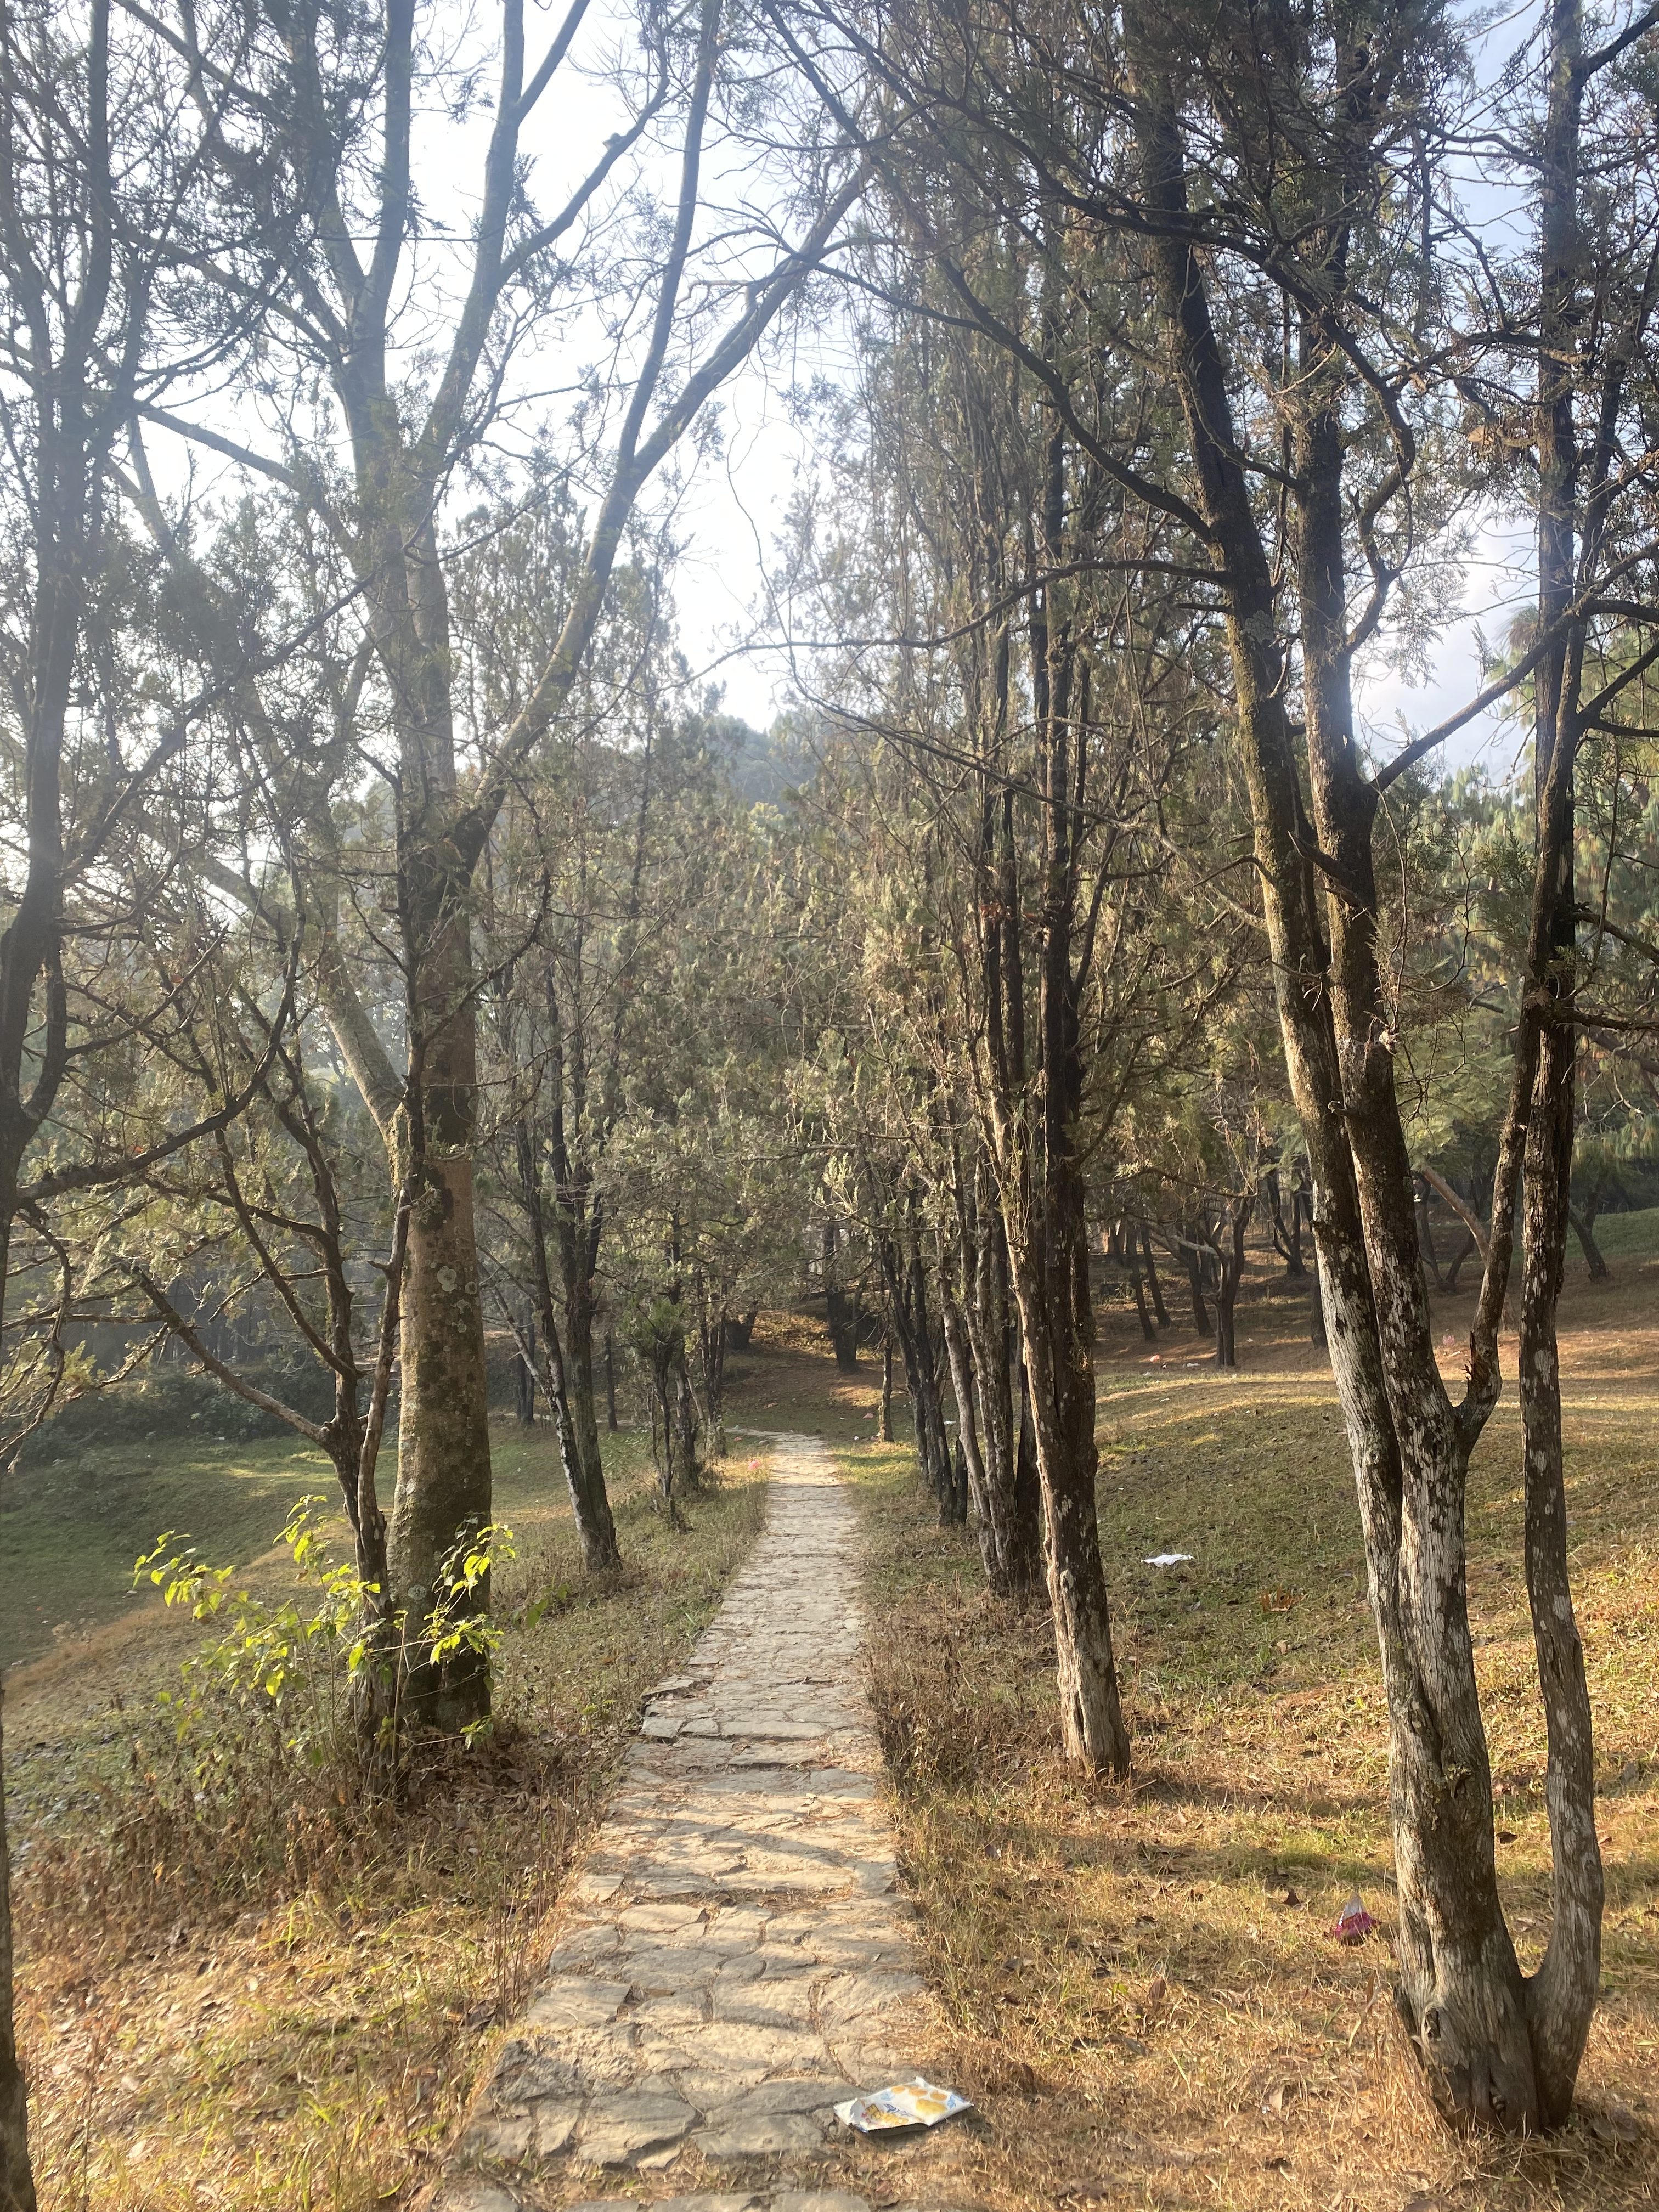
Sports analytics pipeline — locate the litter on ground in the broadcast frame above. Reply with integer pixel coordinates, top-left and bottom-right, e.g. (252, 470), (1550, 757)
(833, 2078), (973, 2133)
(1329, 1893), (1375, 1945)
(1143, 1551), (1195, 1567)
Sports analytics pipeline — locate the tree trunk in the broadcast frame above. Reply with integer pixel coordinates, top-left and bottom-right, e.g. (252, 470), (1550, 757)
(392, 1141), (494, 1730)
(1130, 1252), (1156, 1341)
(824, 1295), (860, 1370)
(1511, 0), (1603, 2111)
(940, 1277), (992, 1548)
(512, 1121), (619, 1572)
(1131, 41), (1540, 2122)
(822, 1218), (860, 1372)
(1212, 1197), (1252, 1369)
(562, 1240), (614, 1552)
(1290, 1182), (1310, 1277)
(1007, 1223), (1128, 1773)
(880, 1334), (894, 1441)
(331, 404), (497, 1737)
(673, 1350), (702, 1493)
(1013, 1367), (1044, 1581)
(1567, 1204), (1607, 1281)
(970, 405), (1130, 1773)
(1443, 1229), (1477, 1291)
(1212, 1292), (1235, 1368)
(1519, 988), (1602, 2122)
(605, 1329), (618, 1430)
(694, 1275), (728, 1457)
(1183, 1223), (1211, 1336)
(880, 1223), (953, 1500)
(1141, 1223), (1171, 1325)
(516, 1307), (537, 1425)
(888, 1270), (932, 1486)
(1266, 1168), (1305, 1276)
(650, 1355), (678, 1511)
(1417, 1176), (1446, 1293)
(911, 1260), (959, 1523)
(1000, 601), (1130, 1769)
(955, 1160), (1041, 1595)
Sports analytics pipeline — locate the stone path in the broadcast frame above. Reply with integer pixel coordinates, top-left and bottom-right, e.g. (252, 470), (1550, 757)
(435, 1435), (949, 2212)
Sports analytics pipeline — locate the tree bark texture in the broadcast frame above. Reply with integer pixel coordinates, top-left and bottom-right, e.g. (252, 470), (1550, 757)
(1141, 1223), (1171, 1325)
(955, 1165), (1043, 1595)
(1212, 1197), (1252, 1369)
(1183, 1219), (1211, 1336)
(823, 1220), (861, 1372)
(984, 623), (1128, 1769)
(1130, 1256), (1156, 1342)
(516, 1309), (537, 1425)
(970, 489), (1130, 1772)
(940, 1277), (992, 1544)
(1509, 0), (1604, 2109)
(879, 1221), (954, 1504)
(1129, 33), (1546, 2121)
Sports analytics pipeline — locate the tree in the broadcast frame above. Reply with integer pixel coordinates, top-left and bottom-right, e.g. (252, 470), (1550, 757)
(780, 187), (1238, 1760)
(116, 952), (412, 1658)
(803, 0), (1659, 2125)
(1107, 0), (1653, 2125)
(127, 0), (865, 1724)
(0, 0), (241, 2192)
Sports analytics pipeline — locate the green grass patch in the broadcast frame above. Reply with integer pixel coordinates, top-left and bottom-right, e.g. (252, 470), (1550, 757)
(0, 1419), (667, 1671)
(2, 1434), (341, 1669)
(1584, 1204), (1659, 1261)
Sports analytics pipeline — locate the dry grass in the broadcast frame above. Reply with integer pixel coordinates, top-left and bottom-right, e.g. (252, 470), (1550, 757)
(22, 1264), (1650, 2212)
(10, 1436), (768, 2212)
(832, 1257), (1659, 2212)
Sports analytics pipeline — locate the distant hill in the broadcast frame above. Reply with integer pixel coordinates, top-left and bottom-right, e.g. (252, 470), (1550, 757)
(703, 715), (816, 805)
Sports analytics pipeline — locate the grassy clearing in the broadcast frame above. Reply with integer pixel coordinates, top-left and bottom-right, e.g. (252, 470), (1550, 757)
(1578, 1205), (1659, 1262)
(9, 1428), (768, 2212)
(800, 1263), (1659, 2211)
(0, 1415), (644, 1673)
(2, 1434), (329, 1672)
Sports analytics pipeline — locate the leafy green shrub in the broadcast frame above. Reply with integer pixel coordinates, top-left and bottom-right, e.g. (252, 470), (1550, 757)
(135, 1498), (517, 1755)
(22, 1503), (521, 1938)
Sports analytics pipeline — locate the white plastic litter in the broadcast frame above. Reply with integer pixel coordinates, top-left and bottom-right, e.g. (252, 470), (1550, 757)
(1143, 1552), (1194, 1566)
(833, 2078), (973, 2133)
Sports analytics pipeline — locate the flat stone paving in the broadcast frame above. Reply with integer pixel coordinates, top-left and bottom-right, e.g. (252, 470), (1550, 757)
(434, 1436), (955, 2212)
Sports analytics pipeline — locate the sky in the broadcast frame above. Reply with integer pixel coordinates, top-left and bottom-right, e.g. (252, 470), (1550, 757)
(1353, 515), (1539, 787)
(140, 0), (1551, 779)
(506, 0), (1553, 780)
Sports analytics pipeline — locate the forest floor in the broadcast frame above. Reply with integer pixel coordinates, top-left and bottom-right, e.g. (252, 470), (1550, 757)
(713, 1244), (1659, 2211)
(7, 1426), (771, 2212)
(7, 1222), (1657, 2212)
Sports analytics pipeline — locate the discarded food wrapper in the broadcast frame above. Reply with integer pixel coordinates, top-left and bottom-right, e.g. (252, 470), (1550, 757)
(1143, 1552), (1194, 1567)
(833, 2077), (972, 2134)
(1329, 1893), (1374, 1945)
